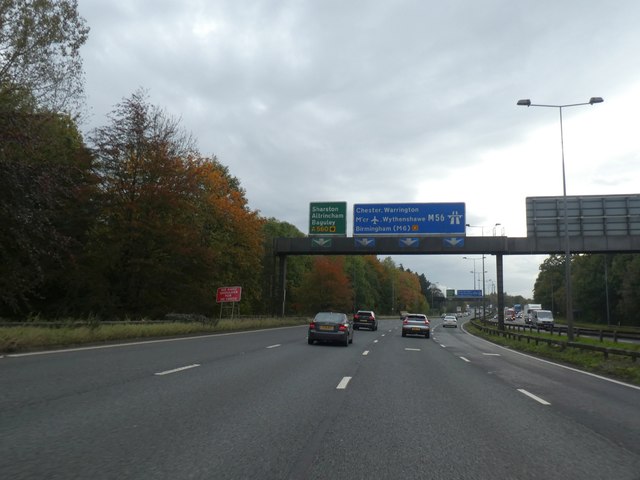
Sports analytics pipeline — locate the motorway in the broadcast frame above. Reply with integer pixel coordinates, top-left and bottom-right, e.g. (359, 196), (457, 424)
(1, 319), (639, 479)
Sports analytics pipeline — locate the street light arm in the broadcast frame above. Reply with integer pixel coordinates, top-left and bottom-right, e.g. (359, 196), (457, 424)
(517, 95), (603, 341)
(517, 98), (604, 108)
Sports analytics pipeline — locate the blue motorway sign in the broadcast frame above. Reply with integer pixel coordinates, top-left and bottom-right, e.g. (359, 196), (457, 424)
(457, 289), (482, 298)
(353, 203), (465, 236)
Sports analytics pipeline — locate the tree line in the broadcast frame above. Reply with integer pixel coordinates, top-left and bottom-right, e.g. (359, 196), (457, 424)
(533, 254), (640, 326)
(2, 1), (637, 323)
(0, 0), (436, 319)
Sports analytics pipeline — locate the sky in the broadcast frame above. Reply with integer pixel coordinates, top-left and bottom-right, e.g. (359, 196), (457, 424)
(77, 0), (640, 298)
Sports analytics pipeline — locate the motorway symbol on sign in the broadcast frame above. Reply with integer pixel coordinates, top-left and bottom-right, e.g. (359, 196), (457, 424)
(355, 238), (376, 247)
(312, 238), (332, 248)
(353, 203), (465, 236)
(444, 237), (464, 247)
(399, 238), (420, 247)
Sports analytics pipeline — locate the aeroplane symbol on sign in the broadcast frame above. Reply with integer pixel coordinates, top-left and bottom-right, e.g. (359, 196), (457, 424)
(371, 216), (379, 225)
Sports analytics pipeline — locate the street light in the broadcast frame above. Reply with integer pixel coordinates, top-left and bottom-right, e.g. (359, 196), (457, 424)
(517, 96), (603, 341)
(465, 224), (494, 319)
(492, 223), (501, 236)
(464, 255), (484, 317)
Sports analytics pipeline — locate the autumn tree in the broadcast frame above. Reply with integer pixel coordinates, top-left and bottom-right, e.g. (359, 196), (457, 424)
(0, 0), (89, 114)
(395, 269), (428, 313)
(193, 158), (265, 314)
(88, 90), (264, 317)
(295, 256), (353, 314)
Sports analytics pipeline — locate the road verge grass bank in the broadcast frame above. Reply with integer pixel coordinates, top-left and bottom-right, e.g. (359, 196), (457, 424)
(465, 321), (640, 386)
(0, 317), (309, 354)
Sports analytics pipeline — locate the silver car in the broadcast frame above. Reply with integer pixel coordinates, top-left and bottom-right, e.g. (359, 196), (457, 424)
(401, 313), (430, 338)
(308, 312), (354, 346)
(442, 315), (458, 328)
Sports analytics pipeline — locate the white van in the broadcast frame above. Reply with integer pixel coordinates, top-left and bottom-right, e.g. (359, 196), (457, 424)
(522, 304), (542, 324)
(531, 309), (554, 329)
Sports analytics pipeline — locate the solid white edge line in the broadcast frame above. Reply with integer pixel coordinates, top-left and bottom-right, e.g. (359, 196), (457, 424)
(6, 324), (308, 358)
(362, 350), (370, 356)
(336, 376), (352, 389)
(460, 356), (470, 362)
(461, 322), (640, 391)
(518, 388), (551, 405)
(155, 364), (200, 376)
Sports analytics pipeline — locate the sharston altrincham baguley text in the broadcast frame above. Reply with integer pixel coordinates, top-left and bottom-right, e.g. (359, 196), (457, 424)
(311, 206), (344, 226)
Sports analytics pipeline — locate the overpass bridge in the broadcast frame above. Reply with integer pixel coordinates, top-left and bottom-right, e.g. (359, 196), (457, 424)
(272, 234), (640, 324)
(274, 194), (640, 326)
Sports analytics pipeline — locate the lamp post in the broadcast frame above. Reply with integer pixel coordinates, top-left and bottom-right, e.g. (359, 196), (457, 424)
(465, 224), (493, 319)
(464, 255), (484, 317)
(517, 97), (603, 341)
(492, 223), (501, 236)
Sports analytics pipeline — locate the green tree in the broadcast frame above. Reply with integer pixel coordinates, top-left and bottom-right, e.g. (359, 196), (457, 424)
(261, 218), (311, 315)
(0, 0), (89, 114)
(610, 254), (640, 326)
(533, 254), (565, 316)
(346, 255), (384, 314)
(0, 87), (95, 316)
(572, 254), (610, 323)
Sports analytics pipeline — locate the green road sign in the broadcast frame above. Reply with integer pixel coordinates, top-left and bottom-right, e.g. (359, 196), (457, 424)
(309, 202), (347, 236)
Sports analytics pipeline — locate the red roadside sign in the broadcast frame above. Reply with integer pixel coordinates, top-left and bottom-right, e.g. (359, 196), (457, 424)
(216, 286), (242, 303)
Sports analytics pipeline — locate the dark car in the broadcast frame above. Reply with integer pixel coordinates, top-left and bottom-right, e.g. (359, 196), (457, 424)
(353, 310), (377, 331)
(308, 312), (354, 346)
(401, 313), (430, 338)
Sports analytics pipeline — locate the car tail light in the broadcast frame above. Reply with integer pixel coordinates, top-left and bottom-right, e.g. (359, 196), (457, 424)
(403, 318), (409, 325)
(338, 323), (348, 331)
(309, 322), (316, 329)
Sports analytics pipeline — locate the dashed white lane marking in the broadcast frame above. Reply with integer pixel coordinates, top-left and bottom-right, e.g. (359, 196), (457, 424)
(155, 364), (200, 376)
(373, 340), (379, 343)
(460, 356), (470, 362)
(440, 344), (446, 348)
(405, 348), (421, 352)
(518, 389), (551, 405)
(363, 350), (370, 356)
(266, 344), (281, 349)
(336, 376), (352, 389)
(482, 353), (501, 356)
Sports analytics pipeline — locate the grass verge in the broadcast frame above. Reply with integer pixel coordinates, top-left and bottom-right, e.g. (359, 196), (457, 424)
(465, 321), (640, 386)
(0, 317), (309, 354)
